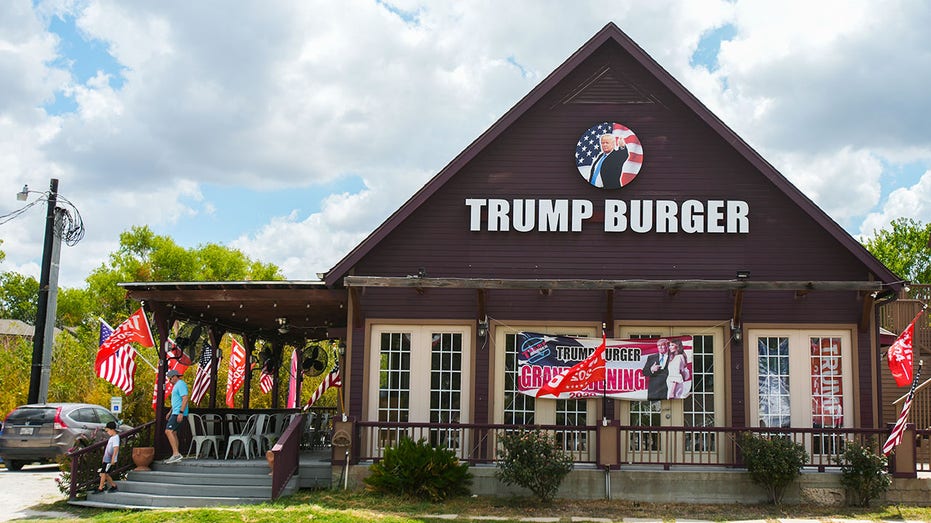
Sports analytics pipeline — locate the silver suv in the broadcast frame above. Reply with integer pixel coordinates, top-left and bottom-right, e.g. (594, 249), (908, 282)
(0, 403), (130, 471)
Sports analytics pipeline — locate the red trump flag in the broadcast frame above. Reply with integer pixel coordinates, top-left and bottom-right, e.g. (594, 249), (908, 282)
(225, 337), (246, 407)
(536, 330), (606, 398)
(95, 308), (154, 373)
(888, 311), (922, 387)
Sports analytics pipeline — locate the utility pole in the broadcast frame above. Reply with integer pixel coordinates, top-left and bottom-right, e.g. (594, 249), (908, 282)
(27, 178), (62, 405)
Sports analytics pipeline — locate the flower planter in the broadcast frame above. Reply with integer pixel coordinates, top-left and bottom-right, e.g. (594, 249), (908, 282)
(132, 447), (155, 471)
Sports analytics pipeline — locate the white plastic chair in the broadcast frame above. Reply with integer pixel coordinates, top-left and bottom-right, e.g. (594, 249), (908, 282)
(186, 414), (219, 459)
(225, 414), (260, 459)
(202, 413), (226, 448)
(260, 413), (284, 452)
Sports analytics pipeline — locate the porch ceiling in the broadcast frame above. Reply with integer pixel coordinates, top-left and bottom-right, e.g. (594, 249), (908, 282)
(119, 281), (348, 343)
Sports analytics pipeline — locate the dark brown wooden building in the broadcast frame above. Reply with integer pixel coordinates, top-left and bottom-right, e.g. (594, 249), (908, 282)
(126, 24), (907, 470)
(317, 22), (902, 464)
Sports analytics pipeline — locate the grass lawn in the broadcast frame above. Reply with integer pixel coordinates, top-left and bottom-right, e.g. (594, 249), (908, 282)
(25, 489), (931, 522)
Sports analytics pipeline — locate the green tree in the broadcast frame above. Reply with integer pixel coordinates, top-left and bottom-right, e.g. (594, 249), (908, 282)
(0, 271), (39, 323)
(863, 218), (931, 284)
(85, 225), (283, 320)
(0, 226), (284, 422)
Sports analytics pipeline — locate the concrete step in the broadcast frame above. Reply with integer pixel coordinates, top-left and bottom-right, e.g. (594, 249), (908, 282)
(67, 451), (324, 510)
(79, 490), (271, 508)
(115, 478), (276, 498)
(126, 469), (274, 486)
(151, 458), (272, 476)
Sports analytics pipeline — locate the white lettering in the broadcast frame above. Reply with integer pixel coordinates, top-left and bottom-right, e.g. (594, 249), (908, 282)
(513, 199), (535, 233)
(489, 199), (509, 231)
(465, 198), (486, 231)
(539, 200), (569, 232)
(681, 200), (704, 233)
(727, 200), (749, 233)
(630, 200), (653, 233)
(655, 200), (678, 233)
(572, 200), (593, 232)
(707, 200), (725, 233)
(465, 198), (751, 234)
(604, 200), (627, 232)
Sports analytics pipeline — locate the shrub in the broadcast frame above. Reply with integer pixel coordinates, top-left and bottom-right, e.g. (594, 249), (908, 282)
(364, 436), (471, 501)
(496, 429), (573, 503)
(836, 438), (891, 507)
(738, 432), (808, 504)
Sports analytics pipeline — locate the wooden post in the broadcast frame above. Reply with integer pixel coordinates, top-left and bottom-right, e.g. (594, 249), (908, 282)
(891, 423), (918, 478)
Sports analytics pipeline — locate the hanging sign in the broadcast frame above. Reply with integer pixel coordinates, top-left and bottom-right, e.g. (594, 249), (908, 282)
(517, 332), (694, 401)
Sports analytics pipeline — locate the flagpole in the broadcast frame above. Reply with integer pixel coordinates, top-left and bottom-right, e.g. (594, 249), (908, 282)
(601, 322), (608, 426)
(136, 350), (157, 372)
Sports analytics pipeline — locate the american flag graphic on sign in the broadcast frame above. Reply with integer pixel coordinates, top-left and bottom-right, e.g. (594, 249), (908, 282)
(96, 319), (137, 394)
(575, 121), (643, 188)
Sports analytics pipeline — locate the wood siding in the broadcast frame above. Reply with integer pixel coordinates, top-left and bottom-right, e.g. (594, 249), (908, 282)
(345, 37), (885, 427)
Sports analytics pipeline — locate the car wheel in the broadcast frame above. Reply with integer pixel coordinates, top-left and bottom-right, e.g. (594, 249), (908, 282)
(5, 460), (25, 471)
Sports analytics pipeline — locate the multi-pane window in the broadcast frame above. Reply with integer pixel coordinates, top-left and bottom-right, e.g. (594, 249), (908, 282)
(504, 333), (534, 425)
(430, 332), (463, 449)
(629, 334), (661, 452)
(684, 334), (715, 452)
(378, 332), (410, 424)
(757, 336), (791, 428)
(810, 336), (843, 455)
(371, 325), (471, 452)
(556, 399), (588, 453)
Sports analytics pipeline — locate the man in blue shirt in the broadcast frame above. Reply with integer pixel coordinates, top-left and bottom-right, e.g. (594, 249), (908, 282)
(165, 369), (189, 463)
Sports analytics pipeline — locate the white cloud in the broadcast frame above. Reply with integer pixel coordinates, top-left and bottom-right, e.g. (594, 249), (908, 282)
(2, 0), (931, 288)
(859, 171), (931, 239)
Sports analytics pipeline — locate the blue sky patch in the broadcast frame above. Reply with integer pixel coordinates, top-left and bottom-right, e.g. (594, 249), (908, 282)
(43, 14), (125, 115)
(690, 24), (737, 71)
(165, 177), (368, 247)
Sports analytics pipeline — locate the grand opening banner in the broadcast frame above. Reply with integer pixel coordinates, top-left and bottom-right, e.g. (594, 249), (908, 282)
(517, 332), (694, 401)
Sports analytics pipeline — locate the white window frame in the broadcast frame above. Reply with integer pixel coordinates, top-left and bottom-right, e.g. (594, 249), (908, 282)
(747, 328), (854, 430)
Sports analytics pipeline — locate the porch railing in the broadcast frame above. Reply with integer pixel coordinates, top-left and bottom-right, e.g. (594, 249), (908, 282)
(66, 421), (155, 500)
(269, 413), (303, 500)
(353, 421), (902, 471)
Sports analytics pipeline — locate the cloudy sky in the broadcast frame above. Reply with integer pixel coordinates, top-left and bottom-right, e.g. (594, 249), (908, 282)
(2, 0), (930, 288)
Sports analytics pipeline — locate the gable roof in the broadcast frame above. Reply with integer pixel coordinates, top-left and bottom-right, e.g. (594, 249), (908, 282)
(325, 22), (900, 288)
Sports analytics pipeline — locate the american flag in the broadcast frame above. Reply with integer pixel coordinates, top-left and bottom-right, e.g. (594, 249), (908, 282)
(151, 339), (190, 409)
(95, 307), (154, 372)
(96, 319), (137, 394)
(883, 362), (923, 455)
(306, 359), (342, 409)
(190, 343), (216, 405)
(259, 367), (274, 394)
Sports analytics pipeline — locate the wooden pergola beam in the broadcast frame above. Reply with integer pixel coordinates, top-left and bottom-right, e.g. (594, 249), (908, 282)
(343, 276), (883, 292)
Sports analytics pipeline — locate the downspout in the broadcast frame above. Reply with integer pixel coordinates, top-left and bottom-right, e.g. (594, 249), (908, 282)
(873, 288), (898, 428)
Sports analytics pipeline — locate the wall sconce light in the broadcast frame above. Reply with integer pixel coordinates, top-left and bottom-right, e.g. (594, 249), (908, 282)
(730, 318), (742, 342)
(736, 270), (751, 280)
(417, 267), (427, 278)
(276, 317), (289, 334)
(338, 341), (346, 356)
(477, 316), (489, 338)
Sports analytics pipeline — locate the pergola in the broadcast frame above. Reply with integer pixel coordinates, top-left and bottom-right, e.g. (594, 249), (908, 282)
(119, 281), (348, 440)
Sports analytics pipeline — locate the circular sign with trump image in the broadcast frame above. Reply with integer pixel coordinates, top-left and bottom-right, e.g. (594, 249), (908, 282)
(575, 122), (643, 189)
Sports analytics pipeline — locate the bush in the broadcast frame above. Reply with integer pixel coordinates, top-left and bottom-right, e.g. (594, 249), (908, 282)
(496, 429), (573, 503)
(836, 438), (891, 507)
(364, 436), (471, 501)
(739, 433), (808, 504)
